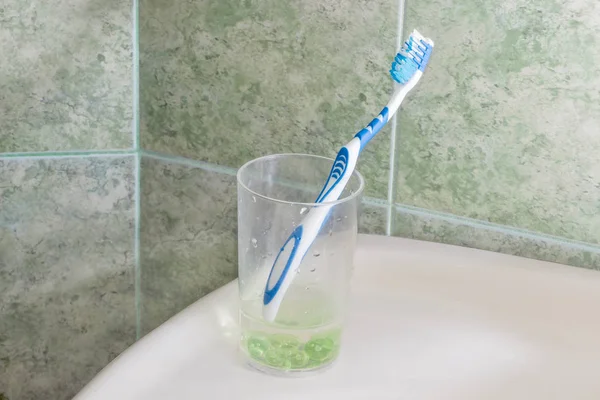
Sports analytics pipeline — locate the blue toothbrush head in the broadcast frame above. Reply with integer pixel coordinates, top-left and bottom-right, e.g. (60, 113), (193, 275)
(390, 30), (434, 84)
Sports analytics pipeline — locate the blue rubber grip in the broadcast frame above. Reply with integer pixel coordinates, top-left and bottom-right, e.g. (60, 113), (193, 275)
(354, 107), (390, 150)
(263, 225), (303, 306)
(315, 147), (350, 204)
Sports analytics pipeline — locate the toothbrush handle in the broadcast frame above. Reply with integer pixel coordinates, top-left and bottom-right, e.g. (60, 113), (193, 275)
(351, 75), (419, 151)
(262, 139), (362, 322)
(262, 206), (329, 322)
(263, 76), (421, 322)
(316, 82), (415, 204)
(354, 106), (390, 151)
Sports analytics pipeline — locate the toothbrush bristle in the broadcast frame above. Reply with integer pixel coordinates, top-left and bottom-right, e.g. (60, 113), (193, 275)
(390, 29), (434, 84)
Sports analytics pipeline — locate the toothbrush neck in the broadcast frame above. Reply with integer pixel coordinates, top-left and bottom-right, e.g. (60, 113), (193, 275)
(355, 71), (424, 151)
(354, 106), (390, 151)
(387, 70), (422, 111)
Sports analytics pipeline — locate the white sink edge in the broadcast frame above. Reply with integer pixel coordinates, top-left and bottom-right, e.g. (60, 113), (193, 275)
(75, 235), (600, 400)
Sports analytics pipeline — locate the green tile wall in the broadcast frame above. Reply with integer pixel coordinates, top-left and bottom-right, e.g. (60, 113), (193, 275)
(394, 0), (600, 248)
(0, 156), (136, 400)
(139, 0), (397, 198)
(395, 205), (600, 270)
(0, 0), (133, 152)
(139, 156), (238, 335)
(360, 201), (388, 235)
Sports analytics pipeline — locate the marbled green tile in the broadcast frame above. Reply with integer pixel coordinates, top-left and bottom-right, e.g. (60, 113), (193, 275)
(359, 201), (387, 235)
(393, 205), (600, 270)
(139, 156), (238, 335)
(139, 0), (397, 198)
(0, 156), (136, 400)
(396, 0), (600, 244)
(0, 0), (133, 152)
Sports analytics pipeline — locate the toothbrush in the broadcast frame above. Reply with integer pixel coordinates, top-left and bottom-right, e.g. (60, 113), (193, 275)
(263, 30), (434, 322)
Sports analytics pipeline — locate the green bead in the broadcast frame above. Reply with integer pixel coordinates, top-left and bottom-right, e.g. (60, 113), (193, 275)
(269, 334), (300, 354)
(304, 337), (335, 361)
(247, 335), (270, 361)
(265, 348), (292, 369)
(289, 349), (309, 369)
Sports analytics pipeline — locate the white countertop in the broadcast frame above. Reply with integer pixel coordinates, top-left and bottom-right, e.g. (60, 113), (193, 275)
(75, 235), (600, 400)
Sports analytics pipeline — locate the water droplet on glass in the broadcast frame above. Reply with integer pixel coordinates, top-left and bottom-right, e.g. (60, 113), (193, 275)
(344, 215), (348, 219)
(310, 268), (316, 272)
(300, 207), (308, 215)
(305, 286), (310, 290)
(292, 222), (297, 227)
(296, 268), (301, 275)
(252, 196), (257, 203)
(267, 252), (273, 256)
(328, 229), (333, 236)
(261, 255), (267, 259)
(251, 238), (258, 248)
(335, 217), (342, 222)
(313, 252), (320, 257)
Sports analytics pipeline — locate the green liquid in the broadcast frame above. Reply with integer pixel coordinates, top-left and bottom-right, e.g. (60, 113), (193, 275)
(244, 329), (341, 371)
(239, 281), (344, 372)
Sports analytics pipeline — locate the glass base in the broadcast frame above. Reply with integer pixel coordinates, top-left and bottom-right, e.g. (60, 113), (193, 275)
(244, 354), (337, 377)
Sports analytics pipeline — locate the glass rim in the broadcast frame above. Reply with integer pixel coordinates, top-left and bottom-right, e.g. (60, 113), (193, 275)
(237, 153), (365, 207)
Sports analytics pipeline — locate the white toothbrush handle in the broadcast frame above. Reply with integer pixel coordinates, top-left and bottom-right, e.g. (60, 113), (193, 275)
(263, 70), (424, 322)
(388, 70), (422, 112)
(262, 205), (331, 322)
(262, 138), (361, 322)
(350, 70), (422, 152)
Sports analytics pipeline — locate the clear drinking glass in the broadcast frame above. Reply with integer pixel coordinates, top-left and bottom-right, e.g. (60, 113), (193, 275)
(236, 153), (364, 376)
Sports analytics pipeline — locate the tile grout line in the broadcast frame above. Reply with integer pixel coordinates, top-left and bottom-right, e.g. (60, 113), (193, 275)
(141, 149), (238, 176)
(143, 150), (388, 209)
(132, 0), (140, 151)
(2, 145), (596, 255)
(0, 149), (136, 159)
(132, 0), (142, 340)
(141, 150), (600, 254)
(3, 157), (596, 260)
(386, 0), (405, 236)
(141, 150), (389, 211)
(363, 196), (389, 208)
(395, 203), (600, 253)
(134, 153), (142, 339)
